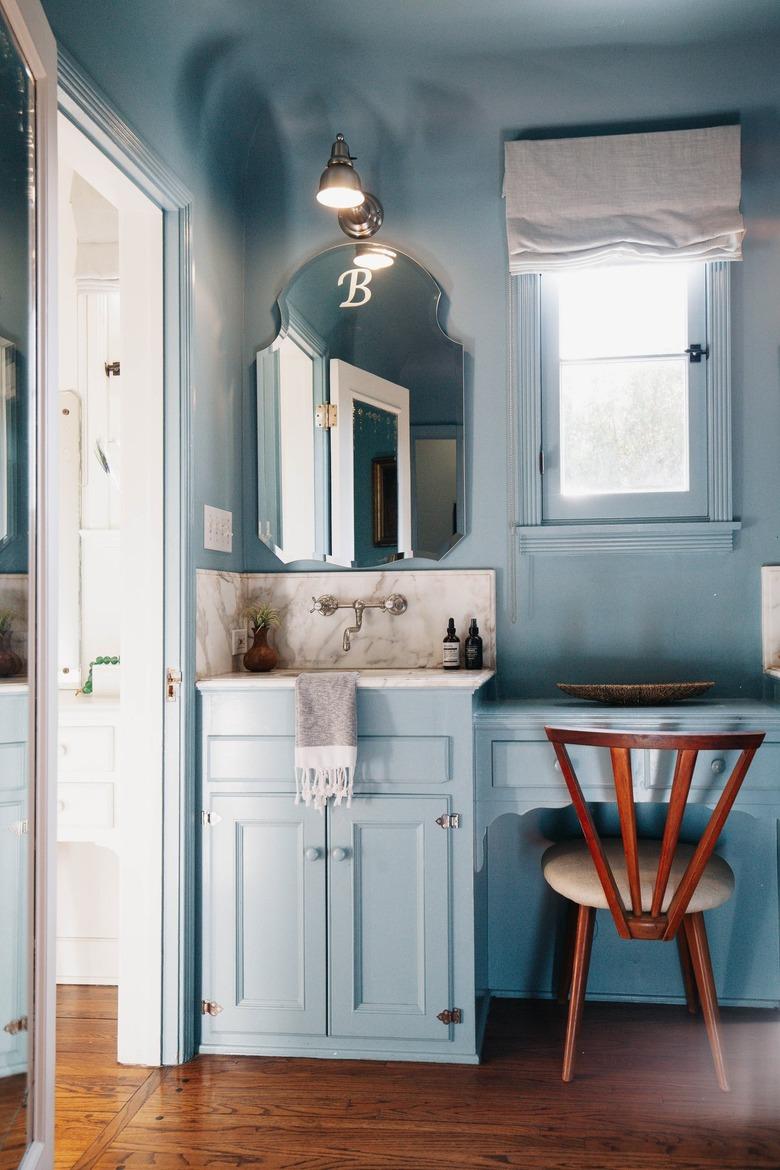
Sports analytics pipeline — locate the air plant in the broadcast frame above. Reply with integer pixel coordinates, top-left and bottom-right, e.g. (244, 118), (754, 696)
(244, 600), (280, 633)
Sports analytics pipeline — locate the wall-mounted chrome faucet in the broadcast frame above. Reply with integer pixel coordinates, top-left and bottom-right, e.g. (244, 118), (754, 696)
(310, 593), (408, 651)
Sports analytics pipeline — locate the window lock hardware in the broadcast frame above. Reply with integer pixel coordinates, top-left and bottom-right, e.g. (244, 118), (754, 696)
(685, 342), (709, 363)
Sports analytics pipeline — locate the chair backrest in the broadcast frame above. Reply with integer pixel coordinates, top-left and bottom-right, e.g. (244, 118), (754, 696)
(544, 726), (765, 941)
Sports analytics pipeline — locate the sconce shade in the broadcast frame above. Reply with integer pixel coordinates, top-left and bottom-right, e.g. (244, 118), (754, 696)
(316, 133), (365, 209)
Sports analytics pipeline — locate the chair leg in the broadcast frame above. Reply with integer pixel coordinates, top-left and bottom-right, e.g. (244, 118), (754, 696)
(676, 927), (699, 1015)
(562, 904), (595, 1083)
(557, 900), (578, 1004)
(683, 912), (729, 1092)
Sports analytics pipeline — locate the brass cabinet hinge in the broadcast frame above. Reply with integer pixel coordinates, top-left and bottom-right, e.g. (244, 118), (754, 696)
(315, 403), (337, 430)
(3, 1016), (28, 1035)
(437, 1008), (462, 1026)
(201, 810), (222, 827)
(104, 360), (121, 377)
(8, 818), (28, 837)
(201, 1000), (223, 1016)
(435, 813), (461, 829)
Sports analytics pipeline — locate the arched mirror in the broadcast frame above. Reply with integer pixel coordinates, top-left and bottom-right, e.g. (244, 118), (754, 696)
(256, 244), (465, 567)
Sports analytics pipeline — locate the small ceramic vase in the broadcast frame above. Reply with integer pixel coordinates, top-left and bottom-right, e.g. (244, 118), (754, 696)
(243, 625), (278, 673)
(0, 630), (22, 678)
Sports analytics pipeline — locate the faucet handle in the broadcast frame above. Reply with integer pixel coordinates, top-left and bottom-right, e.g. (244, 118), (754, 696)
(311, 594), (339, 617)
(383, 593), (408, 616)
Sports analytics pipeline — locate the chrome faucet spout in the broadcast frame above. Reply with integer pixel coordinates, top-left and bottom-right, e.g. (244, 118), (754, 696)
(343, 601), (365, 652)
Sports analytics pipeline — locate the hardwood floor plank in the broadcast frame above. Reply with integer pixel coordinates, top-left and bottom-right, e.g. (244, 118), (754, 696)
(57, 986), (118, 1021)
(56, 990), (780, 1170)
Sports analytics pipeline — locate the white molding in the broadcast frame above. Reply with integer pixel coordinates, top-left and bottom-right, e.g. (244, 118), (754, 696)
(516, 520), (740, 554)
(512, 264), (737, 555)
(58, 53), (196, 1066)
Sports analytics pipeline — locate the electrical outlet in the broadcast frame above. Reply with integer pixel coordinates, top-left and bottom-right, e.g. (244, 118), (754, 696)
(204, 505), (233, 553)
(231, 628), (248, 656)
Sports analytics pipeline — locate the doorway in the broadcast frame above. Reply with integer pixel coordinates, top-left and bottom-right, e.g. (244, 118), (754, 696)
(55, 113), (164, 1067)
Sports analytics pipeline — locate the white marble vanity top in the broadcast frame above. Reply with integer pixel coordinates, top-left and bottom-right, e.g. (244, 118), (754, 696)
(197, 668), (495, 692)
(0, 679), (28, 695)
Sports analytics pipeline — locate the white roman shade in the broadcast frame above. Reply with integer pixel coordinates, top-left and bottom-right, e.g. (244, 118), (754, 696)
(504, 125), (744, 273)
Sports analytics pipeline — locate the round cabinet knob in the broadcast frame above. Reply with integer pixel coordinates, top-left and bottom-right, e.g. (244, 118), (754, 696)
(331, 847), (348, 862)
(304, 847), (320, 862)
(711, 757), (726, 774)
(58, 743), (67, 756)
(57, 800), (66, 813)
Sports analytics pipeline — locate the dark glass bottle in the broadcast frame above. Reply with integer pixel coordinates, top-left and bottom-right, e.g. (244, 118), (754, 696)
(442, 618), (460, 669)
(464, 618), (483, 671)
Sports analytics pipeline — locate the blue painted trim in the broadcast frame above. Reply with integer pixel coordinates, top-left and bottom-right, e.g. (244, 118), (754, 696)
(516, 520), (741, 554)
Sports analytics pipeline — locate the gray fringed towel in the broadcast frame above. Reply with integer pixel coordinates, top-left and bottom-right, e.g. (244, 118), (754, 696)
(294, 672), (359, 810)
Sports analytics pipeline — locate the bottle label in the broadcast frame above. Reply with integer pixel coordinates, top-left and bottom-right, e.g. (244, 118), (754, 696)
(442, 643), (460, 667)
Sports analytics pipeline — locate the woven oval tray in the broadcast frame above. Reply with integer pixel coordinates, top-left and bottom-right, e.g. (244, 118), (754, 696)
(556, 681), (714, 706)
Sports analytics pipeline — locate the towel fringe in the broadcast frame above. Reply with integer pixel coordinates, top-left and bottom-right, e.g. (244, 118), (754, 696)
(295, 765), (354, 812)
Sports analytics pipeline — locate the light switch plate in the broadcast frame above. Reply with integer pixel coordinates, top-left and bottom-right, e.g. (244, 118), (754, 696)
(204, 505), (233, 553)
(231, 628), (248, 656)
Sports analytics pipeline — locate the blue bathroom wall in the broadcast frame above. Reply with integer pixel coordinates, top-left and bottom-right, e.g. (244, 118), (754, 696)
(239, 28), (780, 699)
(40, 0), (253, 572)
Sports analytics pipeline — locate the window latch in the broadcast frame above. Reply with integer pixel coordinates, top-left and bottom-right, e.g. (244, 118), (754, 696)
(685, 342), (709, 363)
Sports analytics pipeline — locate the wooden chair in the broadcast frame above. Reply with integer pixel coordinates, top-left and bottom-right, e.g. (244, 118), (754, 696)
(542, 726), (765, 1090)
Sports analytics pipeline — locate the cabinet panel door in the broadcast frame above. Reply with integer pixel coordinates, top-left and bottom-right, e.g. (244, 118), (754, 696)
(204, 795), (326, 1039)
(329, 796), (450, 1041)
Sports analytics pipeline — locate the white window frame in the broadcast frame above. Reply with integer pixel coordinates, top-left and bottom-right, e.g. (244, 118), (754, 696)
(512, 261), (740, 553)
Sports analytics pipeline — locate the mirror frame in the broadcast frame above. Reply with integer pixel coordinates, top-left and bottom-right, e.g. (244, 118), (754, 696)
(0, 1), (57, 1167)
(257, 243), (466, 567)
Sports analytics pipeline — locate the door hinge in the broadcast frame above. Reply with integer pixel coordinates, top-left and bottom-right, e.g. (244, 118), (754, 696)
(8, 818), (28, 837)
(315, 402), (338, 429)
(201, 810), (222, 827)
(104, 360), (121, 377)
(166, 667), (182, 702)
(201, 1000), (223, 1017)
(3, 1016), (28, 1035)
(437, 1008), (462, 1026)
(685, 342), (709, 363)
(539, 448), (545, 475)
(435, 813), (461, 829)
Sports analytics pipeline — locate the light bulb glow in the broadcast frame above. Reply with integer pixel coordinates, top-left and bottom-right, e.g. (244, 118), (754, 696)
(316, 186), (365, 209)
(354, 246), (396, 270)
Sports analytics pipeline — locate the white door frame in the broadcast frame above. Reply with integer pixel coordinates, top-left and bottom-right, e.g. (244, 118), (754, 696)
(58, 51), (195, 1065)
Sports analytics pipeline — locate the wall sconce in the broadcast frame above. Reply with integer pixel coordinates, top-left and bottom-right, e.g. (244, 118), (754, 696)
(316, 132), (384, 239)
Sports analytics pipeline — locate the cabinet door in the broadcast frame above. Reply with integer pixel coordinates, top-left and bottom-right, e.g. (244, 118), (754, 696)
(204, 795), (326, 1039)
(329, 796), (450, 1041)
(0, 790), (27, 1075)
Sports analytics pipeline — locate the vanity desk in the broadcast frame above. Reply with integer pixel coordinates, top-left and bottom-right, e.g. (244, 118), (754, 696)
(475, 696), (780, 1009)
(197, 669), (494, 1065)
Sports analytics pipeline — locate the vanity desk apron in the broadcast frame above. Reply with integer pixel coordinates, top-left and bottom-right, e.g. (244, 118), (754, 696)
(197, 676), (492, 1064)
(475, 698), (780, 1005)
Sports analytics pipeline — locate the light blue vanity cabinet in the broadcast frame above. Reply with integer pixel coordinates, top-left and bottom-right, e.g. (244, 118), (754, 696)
(0, 690), (28, 1079)
(197, 673), (493, 1063)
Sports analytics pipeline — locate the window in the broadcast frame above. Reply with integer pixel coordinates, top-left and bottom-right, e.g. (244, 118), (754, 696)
(513, 261), (739, 553)
(542, 262), (706, 522)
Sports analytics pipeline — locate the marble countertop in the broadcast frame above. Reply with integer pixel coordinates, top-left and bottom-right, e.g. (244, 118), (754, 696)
(0, 679), (28, 695)
(197, 668), (495, 692)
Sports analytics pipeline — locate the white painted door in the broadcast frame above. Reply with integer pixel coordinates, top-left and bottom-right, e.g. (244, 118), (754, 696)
(203, 795), (327, 1041)
(329, 359), (412, 565)
(328, 796), (451, 1041)
(58, 116), (164, 1066)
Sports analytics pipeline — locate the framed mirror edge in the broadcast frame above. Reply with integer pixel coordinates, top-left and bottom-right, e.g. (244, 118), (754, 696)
(255, 240), (467, 568)
(0, 0), (59, 1165)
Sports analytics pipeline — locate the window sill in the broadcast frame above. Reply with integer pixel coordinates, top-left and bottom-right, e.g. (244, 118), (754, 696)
(516, 520), (741, 555)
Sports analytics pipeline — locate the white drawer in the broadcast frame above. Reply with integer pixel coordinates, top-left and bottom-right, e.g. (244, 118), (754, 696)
(58, 725), (116, 774)
(58, 781), (115, 830)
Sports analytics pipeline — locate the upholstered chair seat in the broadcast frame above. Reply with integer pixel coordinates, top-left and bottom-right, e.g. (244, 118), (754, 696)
(542, 838), (735, 914)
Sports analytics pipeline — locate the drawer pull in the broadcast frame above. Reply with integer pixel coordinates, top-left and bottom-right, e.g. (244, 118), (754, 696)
(711, 758), (726, 774)
(304, 847), (321, 862)
(331, 847), (348, 862)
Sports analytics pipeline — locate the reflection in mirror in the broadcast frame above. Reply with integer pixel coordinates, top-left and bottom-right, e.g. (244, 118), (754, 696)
(0, 7), (33, 1167)
(257, 244), (464, 567)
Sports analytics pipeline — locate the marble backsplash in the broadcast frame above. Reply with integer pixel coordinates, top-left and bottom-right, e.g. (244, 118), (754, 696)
(196, 568), (496, 678)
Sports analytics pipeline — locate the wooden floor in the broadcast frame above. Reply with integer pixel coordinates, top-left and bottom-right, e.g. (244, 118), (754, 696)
(56, 986), (780, 1170)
